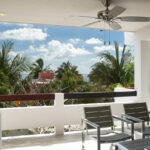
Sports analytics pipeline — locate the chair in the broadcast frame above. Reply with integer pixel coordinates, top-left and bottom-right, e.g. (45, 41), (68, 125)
(81, 106), (134, 150)
(123, 102), (150, 138)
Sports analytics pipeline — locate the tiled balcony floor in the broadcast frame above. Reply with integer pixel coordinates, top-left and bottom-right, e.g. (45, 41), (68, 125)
(2, 128), (142, 150)
(3, 132), (111, 150)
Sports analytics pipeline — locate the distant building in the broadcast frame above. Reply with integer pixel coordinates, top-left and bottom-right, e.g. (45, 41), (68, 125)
(38, 71), (55, 83)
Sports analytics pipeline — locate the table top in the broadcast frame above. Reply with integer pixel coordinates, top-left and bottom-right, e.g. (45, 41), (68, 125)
(115, 138), (150, 150)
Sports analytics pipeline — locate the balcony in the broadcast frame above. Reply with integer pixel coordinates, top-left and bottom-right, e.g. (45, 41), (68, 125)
(0, 0), (150, 149)
(0, 91), (137, 150)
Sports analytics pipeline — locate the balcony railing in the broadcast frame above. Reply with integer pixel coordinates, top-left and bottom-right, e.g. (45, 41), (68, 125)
(0, 91), (137, 150)
(0, 91), (136, 102)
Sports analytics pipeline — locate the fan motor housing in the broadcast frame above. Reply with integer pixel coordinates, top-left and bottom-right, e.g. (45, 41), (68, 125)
(97, 11), (112, 21)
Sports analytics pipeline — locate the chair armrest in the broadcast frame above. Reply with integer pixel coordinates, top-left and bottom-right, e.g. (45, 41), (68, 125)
(113, 115), (134, 139)
(112, 115), (133, 124)
(122, 114), (144, 122)
(82, 118), (100, 129)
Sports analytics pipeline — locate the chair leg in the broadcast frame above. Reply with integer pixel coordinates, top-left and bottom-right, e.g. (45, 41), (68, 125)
(142, 122), (145, 139)
(109, 144), (113, 150)
(127, 123), (129, 129)
(97, 127), (100, 150)
(81, 120), (85, 150)
(143, 134), (145, 139)
(115, 146), (119, 150)
(81, 133), (85, 150)
(81, 130), (85, 150)
(97, 141), (100, 150)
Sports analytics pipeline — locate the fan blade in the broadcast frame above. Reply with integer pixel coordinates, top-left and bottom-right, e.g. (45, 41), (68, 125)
(109, 6), (126, 18)
(108, 21), (122, 30)
(78, 16), (98, 19)
(116, 16), (150, 22)
(82, 21), (100, 27)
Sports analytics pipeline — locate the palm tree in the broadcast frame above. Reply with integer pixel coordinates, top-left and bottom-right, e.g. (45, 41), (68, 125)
(9, 54), (29, 85)
(89, 42), (134, 87)
(55, 61), (79, 79)
(0, 41), (30, 94)
(55, 61), (84, 93)
(29, 58), (50, 79)
(0, 71), (10, 94)
(0, 41), (13, 74)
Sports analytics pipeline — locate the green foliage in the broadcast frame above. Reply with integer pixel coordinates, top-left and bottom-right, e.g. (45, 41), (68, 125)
(55, 61), (84, 93)
(123, 59), (134, 87)
(9, 54), (29, 85)
(0, 71), (9, 94)
(0, 41), (13, 74)
(89, 42), (134, 89)
(29, 58), (50, 79)
(55, 61), (79, 80)
(54, 61), (101, 104)
(0, 41), (30, 95)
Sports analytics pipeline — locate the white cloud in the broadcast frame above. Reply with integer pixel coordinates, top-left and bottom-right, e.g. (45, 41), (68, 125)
(68, 38), (80, 44)
(94, 45), (124, 54)
(23, 40), (91, 61)
(0, 28), (48, 41)
(1, 22), (33, 27)
(9, 51), (19, 57)
(94, 45), (114, 53)
(47, 40), (91, 58)
(85, 38), (103, 45)
(77, 65), (90, 74)
(90, 57), (100, 63)
(27, 45), (49, 53)
(17, 24), (33, 27)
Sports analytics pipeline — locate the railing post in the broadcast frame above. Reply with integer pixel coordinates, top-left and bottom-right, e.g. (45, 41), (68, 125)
(54, 93), (64, 135)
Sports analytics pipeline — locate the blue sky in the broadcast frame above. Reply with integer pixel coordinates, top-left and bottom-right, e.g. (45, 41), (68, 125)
(0, 22), (133, 74)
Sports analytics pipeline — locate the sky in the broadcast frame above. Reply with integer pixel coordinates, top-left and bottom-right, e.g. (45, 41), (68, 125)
(0, 22), (133, 75)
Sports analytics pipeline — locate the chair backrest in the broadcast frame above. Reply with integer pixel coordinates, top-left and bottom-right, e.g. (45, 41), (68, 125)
(84, 106), (113, 128)
(124, 102), (149, 122)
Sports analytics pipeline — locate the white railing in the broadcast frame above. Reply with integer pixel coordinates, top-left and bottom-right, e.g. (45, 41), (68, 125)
(0, 93), (137, 135)
(0, 92), (137, 150)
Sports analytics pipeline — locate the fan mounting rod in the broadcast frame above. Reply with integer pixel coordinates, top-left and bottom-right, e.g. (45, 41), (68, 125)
(101, 0), (112, 8)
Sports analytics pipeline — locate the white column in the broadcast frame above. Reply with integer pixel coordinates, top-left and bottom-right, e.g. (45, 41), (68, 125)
(140, 41), (150, 106)
(134, 37), (150, 107)
(134, 37), (142, 100)
(54, 93), (64, 135)
(124, 32), (141, 101)
(134, 25), (150, 104)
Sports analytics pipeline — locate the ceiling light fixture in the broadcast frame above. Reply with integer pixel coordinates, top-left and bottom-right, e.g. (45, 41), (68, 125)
(0, 13), (6, 17)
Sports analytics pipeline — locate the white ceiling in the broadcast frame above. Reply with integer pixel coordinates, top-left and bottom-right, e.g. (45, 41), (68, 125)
(0, 0), (150, 32)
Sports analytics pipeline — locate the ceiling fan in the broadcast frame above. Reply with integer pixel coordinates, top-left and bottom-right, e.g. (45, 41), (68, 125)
(80, 0), (150, 30)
